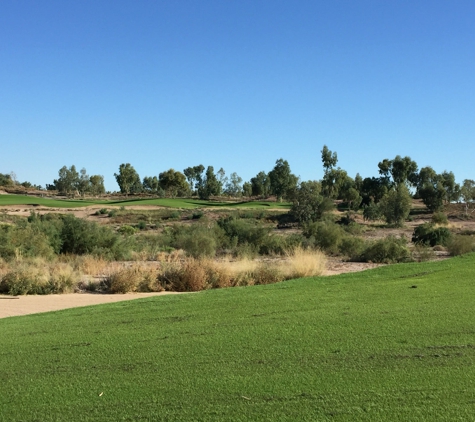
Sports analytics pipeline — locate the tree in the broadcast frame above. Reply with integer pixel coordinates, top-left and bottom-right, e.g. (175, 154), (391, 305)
(250, 171), (271, 197)
(143, 176), (160, 194)
(321, 145), (338, 175)
(417, 167), (446, 212)
(224, 172), (243, 197)
(378, 155), (418, 187)
(291, 180), (333, 223)
(0, 173), (14, 187)
(89, 175), (105, 196)
(53, 165), (80, 195)
(460, 179), (475, 216)
(268, 159), (297, 202)
(242, 182), (252, 198)
(183, 165), (205, 194)
(114, 163), (142, 195)
(198, 166), (221, 200)
(440, 171), (460, 203)
(77, 168), (91, 196)
(379, 184), (412, 227)
(158, 169), (189, 197)
(360, 177), (390, 204)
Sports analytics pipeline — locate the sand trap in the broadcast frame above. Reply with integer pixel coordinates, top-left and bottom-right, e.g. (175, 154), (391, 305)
(0, 292), (182, 319)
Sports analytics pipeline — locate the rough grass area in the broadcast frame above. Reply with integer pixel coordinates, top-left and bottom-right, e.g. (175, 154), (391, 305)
(1, 254), (475, 420)
(0, 194), (291, 209)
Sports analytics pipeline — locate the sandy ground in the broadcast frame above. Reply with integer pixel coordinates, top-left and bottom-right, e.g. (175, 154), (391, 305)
(0, 292), (183, 319)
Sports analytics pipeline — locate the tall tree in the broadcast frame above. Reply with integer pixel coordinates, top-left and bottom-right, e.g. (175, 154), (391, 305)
(224, 172), (243, 197)
(268, 158), (297, 202)
(183, 165), (205, 194)
(114, 163), (142, 195)
(461, 179), (475, 216)
(198, 166), (221, 200)
(321, 145), (338, 175)
(291, 180), (333, 223)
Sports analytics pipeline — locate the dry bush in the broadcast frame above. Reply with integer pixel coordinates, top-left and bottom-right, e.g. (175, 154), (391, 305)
(105, 265), (162, 293)
(0, 259), (79, 295)
(156, 249), (185, 263)
(215, 258), (258, 286)
(75, 255), (109, 276)
(159, 259), (208, 292)
(280, 247), (327, 279)
(447, 235), (475, 256)
(201, 259), (232, 288)
(253, 264), (284, 285)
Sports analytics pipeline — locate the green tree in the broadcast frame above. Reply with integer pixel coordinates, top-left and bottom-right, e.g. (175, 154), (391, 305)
(158, 169), (189, 197)
(291, 180), (333, 223)
(114, 163), (142, 195)
(53, 165), (80, 195)
(460, 179), (475, 216)
(417, 167), (446, 212)
(379, 184), (412, 227)
(242, 182), (252, 198)
(0, 173), (14, 187)
(250, 171), (271, 197)
(142, 176), (160, 194)
(183, 165), (205, 194)
(89, 175), (105, 196)
(378, 155), (418, 187)
(198, 166), (221, 200)
(224, 172), (243, 197)
(268, 159), (297, 202)
(321, 145), (338, 174)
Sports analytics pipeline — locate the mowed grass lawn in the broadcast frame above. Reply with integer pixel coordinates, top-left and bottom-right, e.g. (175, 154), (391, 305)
(1, 255), (475, 421)
(0, 194), (290, 209)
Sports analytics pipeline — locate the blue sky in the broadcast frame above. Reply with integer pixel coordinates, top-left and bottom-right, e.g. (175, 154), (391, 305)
(1, 0), (474, 191)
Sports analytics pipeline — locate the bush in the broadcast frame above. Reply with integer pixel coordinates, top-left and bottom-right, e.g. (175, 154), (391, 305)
(412, 223), (451, 247)
(173, 225), (217, 258)
(281, 247), (326, 279)
(137, 221), (147, 230)
(412, 244), (435, 262)
(447, 235), (475, 256)
(118, 225), (136, 236)
(303, 221), (344, 255)
(432, 212), (448, 225)
(339, 237), (365, 259)
(360, 236), (410, 263)
(105, 265), (161, 293)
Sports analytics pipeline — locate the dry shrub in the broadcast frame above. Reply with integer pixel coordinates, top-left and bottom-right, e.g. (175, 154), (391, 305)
(215, 258), (258, 286)
(201, 259), (232, 288)
(280, 247), (327, 279)
(253, 264), (284, 285)
(0, 260), (79, 295)
(105, 265), (162, 293)
(76, 255), (109, 276)
(159, 259), (208, 292)
(447, 235), (475, 256)
(156, 249), (185, 263)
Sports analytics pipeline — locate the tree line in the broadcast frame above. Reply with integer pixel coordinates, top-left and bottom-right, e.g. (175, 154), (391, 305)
(2, 146), (475, 223)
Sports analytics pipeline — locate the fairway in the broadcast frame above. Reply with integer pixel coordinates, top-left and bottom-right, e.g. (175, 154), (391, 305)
(0, 194), (290, 209)
(1, 255), (475, 420)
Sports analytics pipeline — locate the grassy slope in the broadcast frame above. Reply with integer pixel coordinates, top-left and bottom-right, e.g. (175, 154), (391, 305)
(1, 255), (475, 421)
(0, 194), (290, 209)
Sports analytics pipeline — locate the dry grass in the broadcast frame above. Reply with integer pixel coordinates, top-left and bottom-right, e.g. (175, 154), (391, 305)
(280, 247), (327, 279)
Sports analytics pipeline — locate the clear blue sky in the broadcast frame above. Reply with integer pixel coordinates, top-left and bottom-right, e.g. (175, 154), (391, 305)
(1, 0), (474, 191)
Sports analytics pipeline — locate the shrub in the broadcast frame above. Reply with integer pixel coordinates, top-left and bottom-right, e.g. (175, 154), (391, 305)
(432, 212), (448, 225)
(253, 264), (284, 285)
(339, 237), (365, 259)
(137, 221), (147, 230)
(118, 225), (136, 236)
(360, 236), (410, 263)
(105, 265), (161, 293)
(303, 221), (344, 255)
(158, 259), (208, 292)
(108, 210), (117, 217)
(192, 211), (204, 220)
(412, 223), (451, 247)
(447, 235), (475, 256)
(174, 226), (217, 258)
(363, 201), (382, 222)
(412, 244), (435, 262)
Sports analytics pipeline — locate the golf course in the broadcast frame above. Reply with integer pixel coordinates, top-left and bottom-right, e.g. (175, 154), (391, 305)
(1, 254), (474, 421)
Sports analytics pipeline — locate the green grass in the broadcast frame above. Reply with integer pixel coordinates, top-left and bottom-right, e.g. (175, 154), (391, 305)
(2, 255), (475, 420)
(0, 194), (290, 209)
